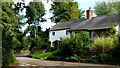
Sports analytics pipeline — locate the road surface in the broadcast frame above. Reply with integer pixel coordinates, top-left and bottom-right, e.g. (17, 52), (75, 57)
(10, 57), (120, 67)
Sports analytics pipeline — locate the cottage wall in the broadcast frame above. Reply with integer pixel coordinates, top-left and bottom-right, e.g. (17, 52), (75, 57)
(49, 30), (70, 46)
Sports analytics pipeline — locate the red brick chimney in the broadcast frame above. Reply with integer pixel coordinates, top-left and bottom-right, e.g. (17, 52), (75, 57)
(86, 7), (93, 19)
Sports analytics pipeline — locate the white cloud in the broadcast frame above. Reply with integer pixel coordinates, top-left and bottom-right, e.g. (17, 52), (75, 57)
(40, 20), (56, 31)
(41, 0), (55, 31)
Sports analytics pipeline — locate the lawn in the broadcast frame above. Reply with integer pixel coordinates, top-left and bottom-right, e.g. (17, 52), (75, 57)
(32, 50), (53, 59)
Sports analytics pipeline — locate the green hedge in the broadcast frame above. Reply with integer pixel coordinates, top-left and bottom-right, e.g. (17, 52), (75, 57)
(2, 49), (16, 66)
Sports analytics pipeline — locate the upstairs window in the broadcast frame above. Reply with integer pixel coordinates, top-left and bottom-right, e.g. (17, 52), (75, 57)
(52, 32), (55, 36)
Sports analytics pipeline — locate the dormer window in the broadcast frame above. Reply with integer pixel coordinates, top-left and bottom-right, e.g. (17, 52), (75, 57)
(52, 32), (55, 36)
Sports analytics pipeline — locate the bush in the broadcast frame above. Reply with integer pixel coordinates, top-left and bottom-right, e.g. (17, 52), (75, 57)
(110, 43), (120, 65)
(101, 25), (117, 37)
(90, 36), (117, 56)
(29, 36), (48, 53)
(93, 53), (112, 64)
(2, 49), (16, 66)
(87, 36), (120, 65)
(47, 55), (66, 61)
(66, 54), (81, 62)
(52, 40), (60, 50)
(60, 31), (91, 57)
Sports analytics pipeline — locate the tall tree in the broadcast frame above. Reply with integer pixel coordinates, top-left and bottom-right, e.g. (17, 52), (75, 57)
(25, 2), (47, 52)
(1, 2), (22, 66)
(94, 0), (120, 16)
(25, 2), (46, 38)
(50, 2), (85, 23)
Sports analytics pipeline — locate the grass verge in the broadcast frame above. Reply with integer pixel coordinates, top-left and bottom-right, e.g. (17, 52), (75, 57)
(32, 50), (53, 59)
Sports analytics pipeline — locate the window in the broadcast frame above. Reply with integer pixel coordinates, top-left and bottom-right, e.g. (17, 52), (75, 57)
(66, 31), (68, 35)
(52, 32), (55, 36)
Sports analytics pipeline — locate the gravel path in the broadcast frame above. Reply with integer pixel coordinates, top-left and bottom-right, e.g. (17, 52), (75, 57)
(9, 57), (120, 67)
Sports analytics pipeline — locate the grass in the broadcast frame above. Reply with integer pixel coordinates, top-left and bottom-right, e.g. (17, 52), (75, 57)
(32, 50), (53, 59)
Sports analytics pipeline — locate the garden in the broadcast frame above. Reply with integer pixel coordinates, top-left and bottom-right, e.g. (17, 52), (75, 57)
(29, 27), (120, 65)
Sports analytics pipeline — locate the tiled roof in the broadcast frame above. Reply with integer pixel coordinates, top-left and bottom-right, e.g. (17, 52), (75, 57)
(50, 14), (119, 31)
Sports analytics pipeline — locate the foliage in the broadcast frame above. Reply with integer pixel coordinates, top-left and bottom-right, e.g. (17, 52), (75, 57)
(110, 43), (120, 64)
(94, 0), (120, 16)
(65, 54), (81, 62)
(1, 2), (22, 66)
(22, 36), (30, 50)
(51, 2), (85, 23)
(49, 31), (91, 62)
(90, 43), (120, 65)
(59, 31), (91, 57)
(90, 36), (117, 56)
(80, 35), (120, 65)
(14, 2), (26, 14)
(47, 55), (66, 61)
(101, 25), (117, 36)
(26, 2), (46, 25)
(29, 36), (48, 53)
(51, 40), (60, 51)
(25, 2), (48, 53)
(25, 2), (46, 38)
(2, 49), (16, 66)
(91, 53), (112, 64)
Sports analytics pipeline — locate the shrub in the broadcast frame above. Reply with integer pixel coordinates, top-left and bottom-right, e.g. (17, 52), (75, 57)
(90, 36), (118, 56)
(93, 53), (112, 64)
(2, 49), (16, 66)
(51, 40), (60, 51)
(110, 43), (120, 65)
(47, 55), (66, 61)
(29, 36), (48, 53)
(66, 54), (81, 62)
(60, 31), (91, 57)
(101, 25), (117, 37)
(84, 35), (120, 65)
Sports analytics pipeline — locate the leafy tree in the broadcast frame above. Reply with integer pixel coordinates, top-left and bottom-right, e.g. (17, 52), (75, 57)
(14, 2), (26, 14)
(25, 2), (48, 52)
(25, 2), (46, 38)
(1, 2), (21, 66)
(50, 2), (85, 23)
(12, 1), (27, 53)
(94, 0), (120, 16)
(26, 2), (46, 25)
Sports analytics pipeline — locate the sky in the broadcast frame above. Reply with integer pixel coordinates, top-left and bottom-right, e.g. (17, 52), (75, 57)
(41, 0), (98, 31)
(19, 0), (98, 31)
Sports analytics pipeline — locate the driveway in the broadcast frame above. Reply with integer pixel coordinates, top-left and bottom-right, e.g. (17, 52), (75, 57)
(10, 57), (120, 67)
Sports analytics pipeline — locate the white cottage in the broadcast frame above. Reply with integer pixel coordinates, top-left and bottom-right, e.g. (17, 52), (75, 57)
(49, 8), (120, 46)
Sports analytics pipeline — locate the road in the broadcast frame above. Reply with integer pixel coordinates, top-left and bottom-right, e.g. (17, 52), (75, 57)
(10, 57), (120, 67)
